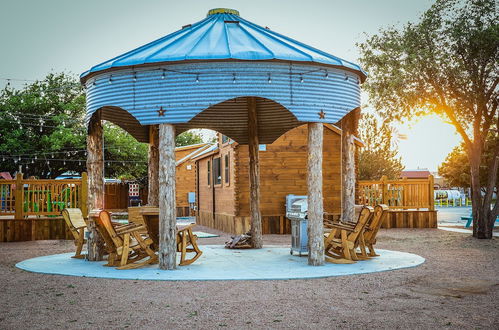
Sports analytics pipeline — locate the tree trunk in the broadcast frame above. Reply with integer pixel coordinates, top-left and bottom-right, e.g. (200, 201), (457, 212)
(341, 111), (356, 222)
(158, 123), (177, 269)
(86, 111), (105, 261)
(248, 97), (263, 248)
(468, 143), (493, 239)
(148, 125), (159, 206)
(307, 122), (324, 266)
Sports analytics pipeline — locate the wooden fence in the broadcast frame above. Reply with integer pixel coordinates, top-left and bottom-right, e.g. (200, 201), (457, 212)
(358, 175), (435, 211)
(0, 173), (88, 219)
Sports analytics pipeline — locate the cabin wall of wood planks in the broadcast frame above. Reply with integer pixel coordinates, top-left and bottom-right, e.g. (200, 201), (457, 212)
(197, 210), (291, 235)
(196, 124), (343, 234)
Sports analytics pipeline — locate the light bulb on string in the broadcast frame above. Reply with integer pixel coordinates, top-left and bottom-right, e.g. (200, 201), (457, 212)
(31, 159), (34, 164)
(63, 160), (66, 165)
(300, 75), (304, 83)
(233, 73), (236, 84)
(268, 74), (272, 84)
(161, 70), (166, 79)
(325, 71), (329, 78)
(196, 74), (199, 83)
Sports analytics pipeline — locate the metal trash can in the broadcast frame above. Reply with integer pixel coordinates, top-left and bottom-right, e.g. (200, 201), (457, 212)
(286, 195), (308, 256)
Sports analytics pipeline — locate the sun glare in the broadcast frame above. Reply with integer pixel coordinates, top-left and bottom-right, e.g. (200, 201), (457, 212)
(396, 115), (461, 172)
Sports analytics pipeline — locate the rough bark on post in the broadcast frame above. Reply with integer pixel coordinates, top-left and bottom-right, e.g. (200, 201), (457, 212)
(341, 111), (357, 222)
(158, 123), (177, 269)
(148, 125), (160, 206)
(307, 122), (324, 266)
(86, 111), (105, 261)
(248, 97), (263, 249)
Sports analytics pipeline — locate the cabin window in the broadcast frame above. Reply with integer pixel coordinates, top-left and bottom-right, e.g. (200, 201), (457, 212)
(222, 135), (230, 144)
(224, 153), (230, 184)
(259, 144), (267, 151)
(207, 160), (211, 186)
(213, 157), (222, 185)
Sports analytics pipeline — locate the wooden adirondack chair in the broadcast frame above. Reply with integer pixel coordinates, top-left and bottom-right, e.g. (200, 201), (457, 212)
(328, 204), (389, 259)
(362, 204), (389, 257)
(140, 208), (203, 266)
(62, 208), (87, 259)
(324, 206), (374, 264)
(95, 210), (158, 269)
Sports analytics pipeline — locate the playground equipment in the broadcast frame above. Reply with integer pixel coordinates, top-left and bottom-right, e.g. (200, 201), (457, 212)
(434, 190), (470, 207)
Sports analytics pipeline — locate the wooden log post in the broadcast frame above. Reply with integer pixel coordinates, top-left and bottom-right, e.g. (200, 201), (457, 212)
(148, 125), (160, 206)
(307, 123), (324, 266)
(14, 173), (23, 220)
(158, 123), (177, 270)
(428, 174), (435, 211)
(248, 97), (263, 249)
(86, 111), (105, 261)
(341, 111), (357, 222)
(80, 172), (88, 218)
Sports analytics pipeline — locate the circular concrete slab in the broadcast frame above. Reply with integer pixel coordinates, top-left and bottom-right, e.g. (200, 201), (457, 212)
(16, 245), (424, 281)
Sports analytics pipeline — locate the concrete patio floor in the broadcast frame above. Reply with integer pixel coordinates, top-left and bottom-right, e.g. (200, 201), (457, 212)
(16, 245), (424, 281)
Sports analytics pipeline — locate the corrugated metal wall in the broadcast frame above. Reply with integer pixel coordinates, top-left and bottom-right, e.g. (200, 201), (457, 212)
(85, 61), (360, 143)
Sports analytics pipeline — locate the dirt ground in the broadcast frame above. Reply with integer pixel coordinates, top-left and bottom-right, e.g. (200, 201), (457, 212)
(0, 228), (498, 329)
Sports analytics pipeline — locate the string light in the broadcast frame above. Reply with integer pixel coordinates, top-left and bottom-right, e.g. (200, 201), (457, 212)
(268, 74), (272, 84)
(233, 73), (236, 83)
(300, 75), (304, 83)
(325, 71), (329, 78)
(161, 70), (166, 79)
(195, 74), (199, 83)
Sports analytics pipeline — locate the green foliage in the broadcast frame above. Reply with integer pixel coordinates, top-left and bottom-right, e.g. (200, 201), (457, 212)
(439, 134), (498, 188)
(0, 73), (149, 180)
(0, 73), (86, 178)
(175, 130), (204, 147)
(358, 0), (498, 236)
(102, 123), (148, 180)
(358, 0), (498, 130)
(358, 113), (404, 180)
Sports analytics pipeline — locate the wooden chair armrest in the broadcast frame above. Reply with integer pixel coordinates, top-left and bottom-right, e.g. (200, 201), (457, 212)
(328, 223), (357, 232)
(177, 223), (196, 232)
(116, 224), (146, 235)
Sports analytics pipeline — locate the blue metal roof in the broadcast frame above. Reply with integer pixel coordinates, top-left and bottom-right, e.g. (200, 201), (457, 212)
(81, 8), (366, 81)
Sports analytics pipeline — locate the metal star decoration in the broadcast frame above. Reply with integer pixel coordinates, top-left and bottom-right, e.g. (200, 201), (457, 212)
(318, 110), (326, 119)
(157, 106), (166, 116)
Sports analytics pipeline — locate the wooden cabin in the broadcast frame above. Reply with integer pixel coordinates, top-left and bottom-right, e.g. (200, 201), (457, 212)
(191, 124), (363, 234)
(174, 143), (210, 216)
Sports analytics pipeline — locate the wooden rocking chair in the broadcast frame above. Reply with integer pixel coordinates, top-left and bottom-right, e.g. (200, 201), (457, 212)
(324, 206), (374, 264)
(62, 208), (87, 259)
(141, 208), (203, 266)
(95, 210), (158, 269)
(362, 204), (389, 257)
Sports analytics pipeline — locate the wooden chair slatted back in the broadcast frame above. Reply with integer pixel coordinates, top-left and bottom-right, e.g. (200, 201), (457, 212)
(62, 208), (86, 240)
(348, 206), (374, 242)
(365, 204), (389, 242)
(98, 210), (123, 249)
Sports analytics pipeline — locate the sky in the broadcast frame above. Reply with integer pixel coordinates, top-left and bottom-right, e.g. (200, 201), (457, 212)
(0, 0), (460, 171)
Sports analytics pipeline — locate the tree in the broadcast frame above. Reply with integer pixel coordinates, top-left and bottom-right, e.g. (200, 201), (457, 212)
(439, 134), (498, 189)
(0, 73), (150, 180)
(0, 73), (87, 178)
(358, 113), (404, 180)
(358, 0), (498, 238)
(175, 130), (204, 147)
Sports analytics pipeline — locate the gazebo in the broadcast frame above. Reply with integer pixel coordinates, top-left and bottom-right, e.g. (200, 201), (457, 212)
(81, 8), (366, 270)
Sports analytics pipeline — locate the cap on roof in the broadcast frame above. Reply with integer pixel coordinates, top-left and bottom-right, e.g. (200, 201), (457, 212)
(81, 8), (366, 82)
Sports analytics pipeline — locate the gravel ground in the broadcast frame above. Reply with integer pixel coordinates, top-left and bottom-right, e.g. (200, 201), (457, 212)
(0, 227), (498, 329)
